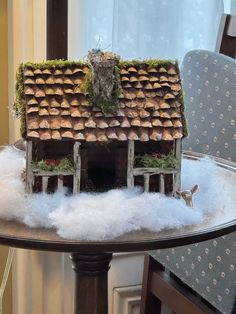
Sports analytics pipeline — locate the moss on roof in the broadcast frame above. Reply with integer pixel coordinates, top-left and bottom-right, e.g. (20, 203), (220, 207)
(24, 59), (88, 69)
(119, 58), (177, 68)
(15, 57), (188, 139)
(23, 58), (176, 70)
(15, 63), (26, 137)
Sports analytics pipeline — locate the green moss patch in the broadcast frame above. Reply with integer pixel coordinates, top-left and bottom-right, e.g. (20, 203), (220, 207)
(134, 152), (177, 169)
(24, 59), (88, 69)
(119, 58), (176, 68)
(81, 65), (122, 114)
(33, 157), (75, 172)
(15, 63), (26, 137)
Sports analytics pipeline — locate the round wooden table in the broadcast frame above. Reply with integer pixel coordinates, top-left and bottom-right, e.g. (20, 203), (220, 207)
(0, 152), (235, 314)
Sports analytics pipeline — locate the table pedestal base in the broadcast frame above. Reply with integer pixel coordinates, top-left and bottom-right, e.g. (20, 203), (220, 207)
(70, 252), (113, 314)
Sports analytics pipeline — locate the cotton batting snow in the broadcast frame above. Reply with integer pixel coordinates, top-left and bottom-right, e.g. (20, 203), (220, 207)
(0, 147), (26, 220)
(0, 146), (235, 240)
(48, 189), (202, 240)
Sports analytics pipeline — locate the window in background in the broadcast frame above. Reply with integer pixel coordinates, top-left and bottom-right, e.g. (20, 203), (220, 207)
(223, 0), (232, 13)
(69, 0), (225, 61)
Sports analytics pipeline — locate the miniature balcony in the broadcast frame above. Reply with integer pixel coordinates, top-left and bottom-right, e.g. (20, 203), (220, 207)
(32, 169), (75, 176)
(133, 167), (180, 176)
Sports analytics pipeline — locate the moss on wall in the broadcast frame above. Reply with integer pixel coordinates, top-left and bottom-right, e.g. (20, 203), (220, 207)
(81, 65), (121, 114)
(134, 151), (178, 169)
(15, 64), (26, 137)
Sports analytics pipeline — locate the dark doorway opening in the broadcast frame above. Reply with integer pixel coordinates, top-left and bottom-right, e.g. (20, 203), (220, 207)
(87, 143), (116, 191)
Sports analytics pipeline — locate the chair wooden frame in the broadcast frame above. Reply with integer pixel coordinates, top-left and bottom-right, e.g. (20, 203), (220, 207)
(140, 253), (216, 314)
(216, 14), (236, 58)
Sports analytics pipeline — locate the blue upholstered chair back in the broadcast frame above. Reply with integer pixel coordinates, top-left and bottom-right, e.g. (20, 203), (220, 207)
(182, 49), (236, 160)
(150, 50), (236, 314)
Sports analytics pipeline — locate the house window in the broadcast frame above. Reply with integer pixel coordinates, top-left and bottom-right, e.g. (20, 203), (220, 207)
(68, 0), (224, 61)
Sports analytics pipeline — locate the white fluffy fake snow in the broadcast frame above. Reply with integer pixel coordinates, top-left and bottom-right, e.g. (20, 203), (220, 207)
(0, 147), (26, 220)
(0, 147), (235, 240)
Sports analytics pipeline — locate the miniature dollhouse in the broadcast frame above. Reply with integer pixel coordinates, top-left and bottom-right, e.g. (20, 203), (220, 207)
(15, 51), (186, 195)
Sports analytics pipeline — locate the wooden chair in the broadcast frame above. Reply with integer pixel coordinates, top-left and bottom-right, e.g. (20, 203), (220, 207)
(140, 49), (236, 314)
(140, 254), (216, 314)
(216, 14), (236, 58)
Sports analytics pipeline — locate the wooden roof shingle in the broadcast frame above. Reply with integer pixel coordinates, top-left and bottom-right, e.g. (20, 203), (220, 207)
(21, 60), (186, 142)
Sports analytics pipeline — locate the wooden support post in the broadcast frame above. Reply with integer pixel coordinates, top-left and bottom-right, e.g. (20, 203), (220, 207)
(173, 139), (182, 194)
(127, 140), (134, 188)
(42, 177), (49, 193)
(159, 174), (165, 194)
(173, 172), (180, 195)
(73, 142), (81, 194)
(70, 253), (112, 314)
(58, 175), (63, 189)
(26, 141), (33, 193)
(144, 174), (150, 192)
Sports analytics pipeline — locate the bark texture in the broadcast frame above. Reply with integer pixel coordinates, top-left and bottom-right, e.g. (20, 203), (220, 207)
(88, 51), (120, 102)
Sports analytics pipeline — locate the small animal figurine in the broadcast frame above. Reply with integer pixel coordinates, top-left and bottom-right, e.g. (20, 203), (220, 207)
(176, 184), (198, 207)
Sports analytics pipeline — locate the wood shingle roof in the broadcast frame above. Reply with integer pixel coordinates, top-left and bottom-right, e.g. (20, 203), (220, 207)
(21, 60), (185, 142)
